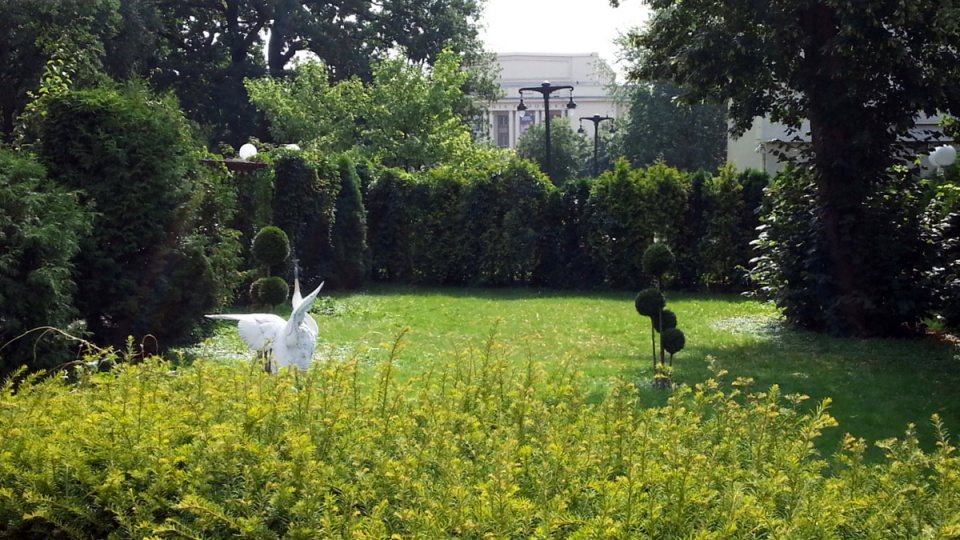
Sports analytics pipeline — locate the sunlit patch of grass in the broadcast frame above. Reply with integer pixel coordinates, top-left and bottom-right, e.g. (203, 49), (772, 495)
(189, 284), (960, 461)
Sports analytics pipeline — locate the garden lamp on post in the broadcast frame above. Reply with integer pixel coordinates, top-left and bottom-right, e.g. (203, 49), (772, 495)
(578, 115), (616, 178)
(518, 81), (576, 181)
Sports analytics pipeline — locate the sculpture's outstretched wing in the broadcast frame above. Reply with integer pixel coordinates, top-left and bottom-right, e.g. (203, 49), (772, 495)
(205, 313), (286, 352)
(282, 282), (324, 371)
(291, 277), (318, 335)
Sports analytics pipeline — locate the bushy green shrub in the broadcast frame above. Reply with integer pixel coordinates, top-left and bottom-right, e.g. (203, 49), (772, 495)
(409, 168), (471, 285)
(251, 226), (291, 271)
(328, 154), (367, 289)
(634, 288), (665, 317)
(701, 164), (749, 289)
(1, 354), (958, 538)
(752, 165), (934, 335)
(35, 84), (240, 350)
(642, 242), (675, 284)
(271, 152), (340, 287)
(586, 159), (688, 289)
(251, 276), (289, 307)
(534, 178), (604, 288)
(0, 150), (91, 375)
(466, 159), (552, 286)
(366, 168), (418, 282)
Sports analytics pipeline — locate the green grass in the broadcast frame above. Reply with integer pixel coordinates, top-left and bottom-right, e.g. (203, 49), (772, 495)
(194, 284), (960, 461)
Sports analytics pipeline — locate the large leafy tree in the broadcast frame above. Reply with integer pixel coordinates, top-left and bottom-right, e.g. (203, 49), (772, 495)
(247, 50), (500, 171)
(516, 118), (591, 185)
(618, 80), (726, 172)
(618, 0), (960, 336)
(0, 0), (120, 143)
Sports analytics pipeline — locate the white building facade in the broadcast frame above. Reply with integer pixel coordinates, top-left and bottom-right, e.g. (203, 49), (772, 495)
(728, 114), (952, 176)
(483, 53), (626, 149)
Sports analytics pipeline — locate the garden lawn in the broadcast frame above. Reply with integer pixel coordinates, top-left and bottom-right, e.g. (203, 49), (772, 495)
(196, 285), (960, 461)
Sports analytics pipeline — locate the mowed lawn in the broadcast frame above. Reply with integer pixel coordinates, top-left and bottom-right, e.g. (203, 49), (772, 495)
(195, 285), (960, 461)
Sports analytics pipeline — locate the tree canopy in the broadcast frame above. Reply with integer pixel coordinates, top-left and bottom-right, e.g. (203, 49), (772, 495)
(247, 50), (504, 171)
(618, 0), (960, 336)
(516, 118), (591, 185)
(1, 0), (490, 147)
(618, 81), (726, 173)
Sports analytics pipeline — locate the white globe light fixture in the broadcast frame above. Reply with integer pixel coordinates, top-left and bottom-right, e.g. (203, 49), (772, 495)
(238, 143), (258, 160)
(930, 145), (957, 168)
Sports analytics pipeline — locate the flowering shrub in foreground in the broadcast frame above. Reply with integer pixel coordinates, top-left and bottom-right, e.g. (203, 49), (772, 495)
(1, 342), (958, 538)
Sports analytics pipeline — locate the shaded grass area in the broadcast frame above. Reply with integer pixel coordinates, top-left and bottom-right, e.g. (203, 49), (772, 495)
(194, 284), (960, 461)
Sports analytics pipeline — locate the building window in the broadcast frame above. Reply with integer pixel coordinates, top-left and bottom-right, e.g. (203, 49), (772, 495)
(494, 112), (510, 148)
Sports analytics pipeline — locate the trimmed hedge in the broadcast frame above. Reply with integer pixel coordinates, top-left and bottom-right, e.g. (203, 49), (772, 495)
(0, 354), (957, 538)
(360, 159), (766, 291)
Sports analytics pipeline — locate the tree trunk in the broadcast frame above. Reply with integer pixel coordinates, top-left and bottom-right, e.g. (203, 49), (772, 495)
(802, 2), (897, 336)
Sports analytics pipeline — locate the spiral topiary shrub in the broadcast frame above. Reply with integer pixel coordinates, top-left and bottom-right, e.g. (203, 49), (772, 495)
(642, 242), (676, 283)
(251, 276), (289, 307)
(634, 288), (666, 317)
(251, 226), (291, 271)
(637, 243), (687, 387)
(652, 309), (678, 333)
(662, 327), (686, 360)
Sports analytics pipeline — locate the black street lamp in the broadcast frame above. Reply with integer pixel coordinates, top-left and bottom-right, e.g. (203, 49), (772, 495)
(518, 81), (576, 180)
(578, 115), (616, 177)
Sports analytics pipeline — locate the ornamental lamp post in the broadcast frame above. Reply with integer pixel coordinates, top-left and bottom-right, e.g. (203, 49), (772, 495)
(518, 81), (576, 181)
(578, 115), (616, 178)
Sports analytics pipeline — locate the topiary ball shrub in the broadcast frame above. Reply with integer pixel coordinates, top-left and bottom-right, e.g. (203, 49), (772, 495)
(252, 226), (291, 268)
(252, 277), (289, 306)
(635, 287), (666, 317)
(662, 328), (686, 355)
(652, 309), (678, 333)
(642, 242), (676, 277)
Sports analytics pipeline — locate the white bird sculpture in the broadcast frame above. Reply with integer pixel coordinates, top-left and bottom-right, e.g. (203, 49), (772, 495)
(206, 279), (323, 373)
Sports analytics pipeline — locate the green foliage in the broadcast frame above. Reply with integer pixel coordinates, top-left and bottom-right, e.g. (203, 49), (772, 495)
(4, 354), (960, 538)
(271, 151), (340, 286)
(652, 309), (678, 333)
(467, 160), (554, 286)
(700, 164), (752, 290)
(408, 169), (472, 285)
(36, 84), (242, 350)
(248, 50), (501, 172)
(251, 226), (291, 270)
(329, 154), (368, 289)
(252, 276), (289, 306)
(245, 62), (366, 148)
(534, 178), (604, 288)
(0, 150), (91, 374)
(626, 0), (960, 336)
(0, 0), (120, 143)
(634, 288), (665, 317)
(366, 168), (418, 282)
(642, 243), (675, 279)
(752, 165), (935, 336)
(661, 327), (686, 355)
(366, 160), (553, 287)
(618, 80), (726, 172)
(586, 159), (688, 288)
(515, 117), (590, 185)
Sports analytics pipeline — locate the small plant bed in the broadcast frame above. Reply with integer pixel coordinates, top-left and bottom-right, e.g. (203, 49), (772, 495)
(192, 285), (960, 461)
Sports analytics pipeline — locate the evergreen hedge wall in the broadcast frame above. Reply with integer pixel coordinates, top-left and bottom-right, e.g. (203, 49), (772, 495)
(359, 158), (767, 291)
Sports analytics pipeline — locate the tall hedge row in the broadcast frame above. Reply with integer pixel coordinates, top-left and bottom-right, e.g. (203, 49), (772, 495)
(360, 158), (767, 290)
